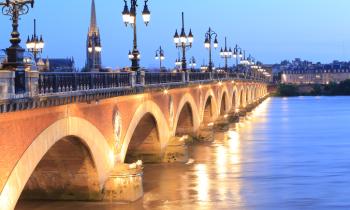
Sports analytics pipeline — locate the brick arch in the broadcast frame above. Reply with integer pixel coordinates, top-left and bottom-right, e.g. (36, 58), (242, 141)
(0, 117), (113, 210)
(253, 85), (258, 101)
(119, 100), (170, 163)
(218, 85), (230, 115)
(247, 86), (253, 104)
(256, 85), (261, 99)
(251, 86), (255, 101)
(201, 89), (219, 123)
(238, 86), (246, 108)
(246, 86), (250, 104)
(245, 85), (251, 105)
(260, 86), (264, 97)
(173, 93), (200, 136)
(231, 86), (239, 111)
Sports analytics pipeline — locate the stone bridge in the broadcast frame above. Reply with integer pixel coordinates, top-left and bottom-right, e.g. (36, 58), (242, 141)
(0, 72), (268, 210)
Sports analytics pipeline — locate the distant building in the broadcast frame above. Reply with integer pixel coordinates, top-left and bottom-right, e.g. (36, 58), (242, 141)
(37, 57), (76, 72)
(279, 59), (350, 84)
(85, 0), (102, 72)
(281, 69), (350, 84)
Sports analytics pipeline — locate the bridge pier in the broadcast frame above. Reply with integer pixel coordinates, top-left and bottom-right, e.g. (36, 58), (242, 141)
(162, 136), (189, 163)
(103, 164), (143, 202)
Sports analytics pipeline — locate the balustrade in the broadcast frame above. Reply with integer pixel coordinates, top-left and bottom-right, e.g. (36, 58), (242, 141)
(35, 71), (267, 95)
(38, 72), (131, 94)
(144, 72), (183, 85)
(188, 72), (211, 81)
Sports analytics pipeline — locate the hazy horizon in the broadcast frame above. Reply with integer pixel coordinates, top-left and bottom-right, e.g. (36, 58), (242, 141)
(0, 0), (350, 69)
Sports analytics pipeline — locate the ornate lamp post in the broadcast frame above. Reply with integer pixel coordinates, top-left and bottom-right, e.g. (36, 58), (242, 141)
(239, 51), (251, 78)
(122, 0), (150, 72)
(220, 37), (232, 72)
(248, 54), (255, 65)
(247, 54), (255, 78)
(26, 19), (44, 63)
(204, 27), (218, 72)
(174, 51), (181, 71)
(233, 44), (243, 69)
(200, 59), (208, 72)
(155, 46), (165, 71)
(189, 56), (196, 71)
(0, 0), (34, 69)
(173, 12), (193, 72)
(251, 60), (260, 79)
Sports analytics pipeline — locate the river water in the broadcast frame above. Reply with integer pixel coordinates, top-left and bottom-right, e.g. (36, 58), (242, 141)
(16, 97), (350, 210)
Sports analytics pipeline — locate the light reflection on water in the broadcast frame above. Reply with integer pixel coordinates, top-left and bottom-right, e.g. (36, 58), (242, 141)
(194, 164), (209, 202)
(16, 97), (350, 210)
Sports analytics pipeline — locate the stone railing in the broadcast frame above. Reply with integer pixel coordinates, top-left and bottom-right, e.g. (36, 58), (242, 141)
(0, 70), (269, 113)
(35, 71), (268, 96)
(38, 72), (132, 94)
(188, 72), (211, 81)
(144, 72), (183, 85)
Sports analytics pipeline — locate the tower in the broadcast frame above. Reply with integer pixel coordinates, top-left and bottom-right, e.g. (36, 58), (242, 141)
(86, 0), (102, 72)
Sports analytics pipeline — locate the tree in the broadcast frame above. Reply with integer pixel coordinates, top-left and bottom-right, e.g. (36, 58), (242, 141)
(277, 84), (298, 96)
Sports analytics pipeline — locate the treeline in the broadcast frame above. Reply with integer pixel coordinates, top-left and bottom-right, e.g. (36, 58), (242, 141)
(276, 79), (350, 96)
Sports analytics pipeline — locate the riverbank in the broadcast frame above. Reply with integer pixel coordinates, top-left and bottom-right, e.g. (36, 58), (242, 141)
(275, 80), (350, 97)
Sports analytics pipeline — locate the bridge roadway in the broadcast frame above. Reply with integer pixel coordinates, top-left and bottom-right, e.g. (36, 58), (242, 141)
(0, 71), (268, 210)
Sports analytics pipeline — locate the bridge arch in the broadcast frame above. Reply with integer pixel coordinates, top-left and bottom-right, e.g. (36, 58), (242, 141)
(238, 87), (246, 109)
(218, 87), (230, 116)
(256, 86), (261, 99)
(119, 100), (170, 163)
(255, 85), (259, 101)
(245, 86), (249, 105)
(248, 86), (253, 104)
(251, 86), (256, 102)
(201, 89), (219, 124)
(231, 86), (238, 112)
(173, 93), (200, 136)
(0, 117), (113, 210)
(246, 86), (251, 105)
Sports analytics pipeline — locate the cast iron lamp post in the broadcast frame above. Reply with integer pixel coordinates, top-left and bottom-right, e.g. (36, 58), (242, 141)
(26, 19), (44, 63)
(200, 59), (208, 72)
(155, 46), (165, 71)
(247, 54), (255, 78)
(247, 54), (255, 65)
(239, 50), (251, 78)
(220, 37), (232, 72)
(173, 12), (193, 72)
(233, 44), (243, 70)
(204, 27), (218, 72)
(174, 51), (182, 71)
(122, 0), (150, 72)
(1, 0), (34, 69)
(189, 56), (196, 71)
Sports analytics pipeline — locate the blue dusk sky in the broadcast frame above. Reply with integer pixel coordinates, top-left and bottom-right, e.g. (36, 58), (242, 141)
(0, 0), (350, 69)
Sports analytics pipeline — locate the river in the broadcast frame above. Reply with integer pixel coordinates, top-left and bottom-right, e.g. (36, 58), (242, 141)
(16, 97), (350, 210)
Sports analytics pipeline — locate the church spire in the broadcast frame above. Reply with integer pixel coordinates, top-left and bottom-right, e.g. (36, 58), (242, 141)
(86, 0), (102, 72)
(89, 0), (97, 33)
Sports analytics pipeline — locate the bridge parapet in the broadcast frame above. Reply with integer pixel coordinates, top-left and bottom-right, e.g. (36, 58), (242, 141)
(0, 71), (269, 113)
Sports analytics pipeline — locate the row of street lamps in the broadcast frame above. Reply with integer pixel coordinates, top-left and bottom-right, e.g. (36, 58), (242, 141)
(0, 0), (267, 77)
(121, 0), (264, 74)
